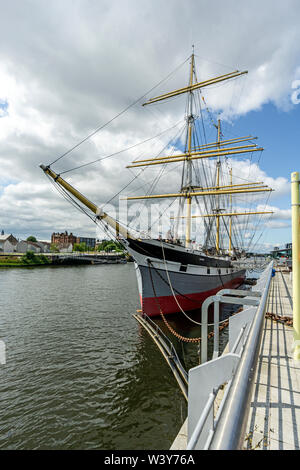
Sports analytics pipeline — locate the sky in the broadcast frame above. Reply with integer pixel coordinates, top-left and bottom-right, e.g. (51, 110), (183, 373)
(0, 0), (300, 252)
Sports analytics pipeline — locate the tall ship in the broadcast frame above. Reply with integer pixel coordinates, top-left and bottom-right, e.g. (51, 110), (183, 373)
(40, 51), (273, 317)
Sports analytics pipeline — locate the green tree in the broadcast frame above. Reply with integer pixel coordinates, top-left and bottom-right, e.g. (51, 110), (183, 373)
(20, 251), (50, 265)
(21, 250), (37, 264)
(97, 240), (124, 252)
(103, 243), (115, 252)
(97, 240), (110, 251)
(73, 242), (87, 252)
(50, 243), (59, 253)
(26, 236), (37, 242)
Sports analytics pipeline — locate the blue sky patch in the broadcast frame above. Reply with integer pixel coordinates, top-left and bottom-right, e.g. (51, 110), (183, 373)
(0, 99), (9, 117)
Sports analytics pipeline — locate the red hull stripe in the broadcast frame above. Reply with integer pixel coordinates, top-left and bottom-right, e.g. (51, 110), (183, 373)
(140, 276), (245, 317)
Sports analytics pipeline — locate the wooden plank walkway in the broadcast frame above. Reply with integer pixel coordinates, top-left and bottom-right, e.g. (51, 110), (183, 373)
(244, 268), (300, 450)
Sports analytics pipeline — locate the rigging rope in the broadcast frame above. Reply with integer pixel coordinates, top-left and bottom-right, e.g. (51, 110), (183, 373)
(59, 120), (184, 175)
(147, 258), (201, 343)
(159, 240), (202, 325)
(126, 121), (187, 233)
(147, 255), (244, 344)
(48, 56), (190, 167)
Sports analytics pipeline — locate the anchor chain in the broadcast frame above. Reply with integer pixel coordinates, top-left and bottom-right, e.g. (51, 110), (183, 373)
(160, 311), (237, 343)
(265, 312), (293, 326)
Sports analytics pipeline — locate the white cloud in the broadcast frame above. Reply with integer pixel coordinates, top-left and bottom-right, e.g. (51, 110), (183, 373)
(0, 0), (297, 243)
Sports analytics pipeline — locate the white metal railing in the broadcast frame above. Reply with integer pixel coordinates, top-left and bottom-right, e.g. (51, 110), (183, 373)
(187, 262), (273, 450)
(200, 288), (261, 363)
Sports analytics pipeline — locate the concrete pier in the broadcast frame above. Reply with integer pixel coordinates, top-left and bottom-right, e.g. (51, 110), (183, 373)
(244, 268), (300, 450)
(171, 266), (300, 450)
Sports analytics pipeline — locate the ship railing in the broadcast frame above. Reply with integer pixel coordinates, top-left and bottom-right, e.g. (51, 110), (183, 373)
(187, 261), (273, 450)
(232, 258), (270, 272)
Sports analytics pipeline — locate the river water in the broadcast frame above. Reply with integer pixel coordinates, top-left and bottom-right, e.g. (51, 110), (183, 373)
(0, 263), (234, 450)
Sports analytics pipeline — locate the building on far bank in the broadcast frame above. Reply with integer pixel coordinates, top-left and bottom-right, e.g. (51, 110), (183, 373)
(36, 241), (51, 253)
(76, 236), (96, 250)
(17, 240), (51, 254)
(271, 243), (292, 258)
(51, 231), (77, 247)
(17, 240), (42, 253)
(51, 231), (96, 250)
(0, 234), (18, 253)
(57, 243), (73, 253)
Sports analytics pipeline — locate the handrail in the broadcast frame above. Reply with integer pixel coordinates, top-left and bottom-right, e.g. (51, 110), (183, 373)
(187, 261), (273, 450)
(209, 262), (273, 449)
(187, 326), (247, 451)
(201, 288), (262, 363)
(187, 390), (217, 450)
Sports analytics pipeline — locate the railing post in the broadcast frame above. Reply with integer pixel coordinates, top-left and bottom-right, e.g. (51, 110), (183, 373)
(201, 297), (210, 364)
(213, 300), (220, 359)
(291, 171), (300, 361)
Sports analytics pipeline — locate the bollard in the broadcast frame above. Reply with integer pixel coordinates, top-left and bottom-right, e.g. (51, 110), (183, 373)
(291, 172), (300, 361)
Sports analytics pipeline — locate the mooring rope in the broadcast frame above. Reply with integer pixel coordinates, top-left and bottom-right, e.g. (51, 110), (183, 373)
(159, 240), (202, 326)
(146, 258), (241, 343)
(147, 259), (202, 343)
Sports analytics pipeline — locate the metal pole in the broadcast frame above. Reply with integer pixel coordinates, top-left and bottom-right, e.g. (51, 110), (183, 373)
(185, 196), (192, 248)
(187, 391), (216, 450)
(213, 300), (220, 359)
(185, 52), (194, 249)
(291, 172), (300, 361)
(216, 120), (221, 254)
(229, 167), (232, 255)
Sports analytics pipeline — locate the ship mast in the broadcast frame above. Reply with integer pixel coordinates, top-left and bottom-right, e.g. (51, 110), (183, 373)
(229, 167), (233, 255)
(184, 50), (195, 248)
(215, 119), (221, 253)
(125, 52), (273, 253)
(40, 52), (273, 254)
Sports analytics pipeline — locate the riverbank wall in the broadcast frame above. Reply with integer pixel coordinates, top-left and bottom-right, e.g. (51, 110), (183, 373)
(0, 252), (128, 267)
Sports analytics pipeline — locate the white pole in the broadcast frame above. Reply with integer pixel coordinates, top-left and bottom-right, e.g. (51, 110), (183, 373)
(291, 172), (300, 361)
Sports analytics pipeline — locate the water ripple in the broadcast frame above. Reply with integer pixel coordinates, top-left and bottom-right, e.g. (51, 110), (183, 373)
(0, 265), (186, 450)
